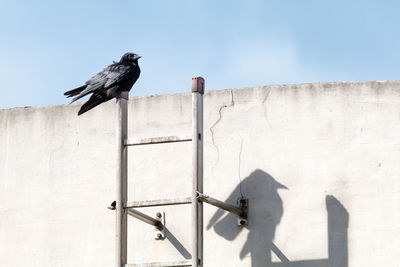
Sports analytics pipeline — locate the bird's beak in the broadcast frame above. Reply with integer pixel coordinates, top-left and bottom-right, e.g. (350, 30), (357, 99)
(134, 55), (142, 60)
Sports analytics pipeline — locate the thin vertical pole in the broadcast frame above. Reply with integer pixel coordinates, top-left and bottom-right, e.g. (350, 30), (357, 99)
(191, 77), (204, 267)
(116, 98), (128, 267)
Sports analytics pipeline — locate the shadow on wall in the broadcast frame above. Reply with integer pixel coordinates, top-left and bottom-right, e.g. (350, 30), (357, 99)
(207, 169), (349, 267)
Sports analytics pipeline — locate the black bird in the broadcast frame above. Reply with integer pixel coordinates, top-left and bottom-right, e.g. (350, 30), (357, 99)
(64, 52), (141, 115)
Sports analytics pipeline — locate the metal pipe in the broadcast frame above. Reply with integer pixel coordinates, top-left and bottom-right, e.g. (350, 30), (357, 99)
(124, 197), (192, 208)
(124, 135), (192, 146)
(196, 192), (246, 218)
(127, 209), (163, 230)
(116, 98), (128, 267)
(191, 77), (204, 267)
(125, 260), (192, 267)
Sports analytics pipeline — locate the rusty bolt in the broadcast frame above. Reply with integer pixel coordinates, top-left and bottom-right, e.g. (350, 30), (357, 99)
(156, 212), (162, 218)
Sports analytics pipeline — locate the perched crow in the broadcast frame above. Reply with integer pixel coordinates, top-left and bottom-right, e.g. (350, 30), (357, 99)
(64, 52), (141, 115)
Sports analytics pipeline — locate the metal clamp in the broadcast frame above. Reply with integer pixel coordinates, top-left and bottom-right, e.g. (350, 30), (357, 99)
(108, 201), (116, 210)
(154, 212), (165, 240)
(237, 197), (248, 226)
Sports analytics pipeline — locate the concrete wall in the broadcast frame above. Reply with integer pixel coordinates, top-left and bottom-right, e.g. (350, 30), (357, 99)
(0, 81), (399, 267)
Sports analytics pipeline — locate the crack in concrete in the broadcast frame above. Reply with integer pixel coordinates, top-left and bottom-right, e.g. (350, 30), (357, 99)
(262, 88), (272, 128)
(210, 90), (235, 173)
(238, 136), (244, 198)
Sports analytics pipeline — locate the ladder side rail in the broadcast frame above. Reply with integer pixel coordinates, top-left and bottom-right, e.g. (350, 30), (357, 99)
(191, 77), (204, 267)
(116, 98), (128, 267)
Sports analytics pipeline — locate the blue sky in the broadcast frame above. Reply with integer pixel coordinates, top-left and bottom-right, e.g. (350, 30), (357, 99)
(1, 0), (399, 109)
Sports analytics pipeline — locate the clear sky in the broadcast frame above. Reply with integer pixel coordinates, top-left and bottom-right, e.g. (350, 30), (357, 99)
(1, 0), (399, 109)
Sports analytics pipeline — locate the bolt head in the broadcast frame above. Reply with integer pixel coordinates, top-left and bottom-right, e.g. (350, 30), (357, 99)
(157, 233), (162, 239)
(156, 212), (162, 218)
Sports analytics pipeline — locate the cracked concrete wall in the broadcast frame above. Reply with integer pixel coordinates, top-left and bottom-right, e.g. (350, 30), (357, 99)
(0, 81), (399, 267)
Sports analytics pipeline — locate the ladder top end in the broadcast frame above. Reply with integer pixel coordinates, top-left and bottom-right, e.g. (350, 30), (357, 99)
(191, 77), (205, 95)
(117, 91), (129, 100)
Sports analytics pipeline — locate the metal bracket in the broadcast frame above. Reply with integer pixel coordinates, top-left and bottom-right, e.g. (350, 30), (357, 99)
(154, 212), (165, 240)
(237, 198), (248, 226)
(108, 200), (116, 210)
(196, 191), (248, 227)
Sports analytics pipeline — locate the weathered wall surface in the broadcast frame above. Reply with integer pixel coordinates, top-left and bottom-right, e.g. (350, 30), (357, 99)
(0, 81), (399, 267)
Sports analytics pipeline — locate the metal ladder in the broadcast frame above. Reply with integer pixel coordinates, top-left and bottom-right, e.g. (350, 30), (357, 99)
(112, 77), (248, 267)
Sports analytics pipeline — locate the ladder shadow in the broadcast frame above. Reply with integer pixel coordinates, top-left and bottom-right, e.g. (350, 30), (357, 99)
(207, 169), (349, 267)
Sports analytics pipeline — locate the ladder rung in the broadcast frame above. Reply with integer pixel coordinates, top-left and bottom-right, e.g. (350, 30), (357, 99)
(124, 135), (192, 146)
(124, 260), (192, 267)
(124, 197), (192, 208)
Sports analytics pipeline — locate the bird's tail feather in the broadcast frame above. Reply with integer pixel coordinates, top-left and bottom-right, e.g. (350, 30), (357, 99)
(64, 85), (87, 98)
(78, 93), (112, 116)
